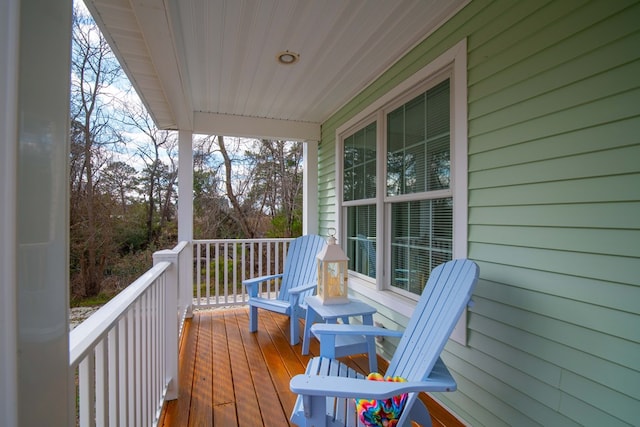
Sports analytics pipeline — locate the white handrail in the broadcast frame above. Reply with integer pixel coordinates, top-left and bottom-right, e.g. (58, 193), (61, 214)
(69, 262), (169, 364)
(70, 241), (189, 427)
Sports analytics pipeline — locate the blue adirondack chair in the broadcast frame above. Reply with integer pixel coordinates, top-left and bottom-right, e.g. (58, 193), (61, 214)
(290, 258), (479, 427)
(243, 234), (326, 346)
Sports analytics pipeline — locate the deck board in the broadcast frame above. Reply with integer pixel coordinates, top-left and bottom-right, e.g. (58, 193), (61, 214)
(159, 307), (463, 427)
(237, 310), (291, 427)
(176, 311), (197, 426)
(189, 313), (213, 426)
(223, 310), (263, 427)
(211, 312), (233, 407)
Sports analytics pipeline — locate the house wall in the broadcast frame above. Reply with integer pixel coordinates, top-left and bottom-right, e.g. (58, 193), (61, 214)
(317, 0), (640, 425)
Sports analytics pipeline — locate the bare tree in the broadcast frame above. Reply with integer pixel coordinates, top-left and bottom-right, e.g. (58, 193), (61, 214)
(246, 140), (303, 237)
(218, 135), (258, 237)
(190, 136), (304, 238)
(70, 5), (124, 297)
(193, 136), (233, 238)
(122, 100), (178, 244)
(100, 161), (138, 215)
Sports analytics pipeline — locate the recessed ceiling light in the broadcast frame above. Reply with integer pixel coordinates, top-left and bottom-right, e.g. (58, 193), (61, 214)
(276, 50), (300, 65)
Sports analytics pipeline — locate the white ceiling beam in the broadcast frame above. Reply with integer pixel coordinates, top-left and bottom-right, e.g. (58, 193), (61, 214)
(193, 112), (320, 142)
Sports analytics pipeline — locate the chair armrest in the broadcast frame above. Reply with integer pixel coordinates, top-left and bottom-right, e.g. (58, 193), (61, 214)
(288, 282), (316, 307)
(242, 273), (284, 286)
(243, 273), (284, 297)
(288, 282), (316, 295)
(290, 358), (456, 398)
(311, 323), (404, 338)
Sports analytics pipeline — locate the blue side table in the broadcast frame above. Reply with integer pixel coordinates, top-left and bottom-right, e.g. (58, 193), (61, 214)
(302, 295), (378, 373)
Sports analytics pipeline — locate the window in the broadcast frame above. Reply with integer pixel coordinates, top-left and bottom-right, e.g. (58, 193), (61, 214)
(387, 79), (452, 295)
(343, 123), (377, 279)
(337, 40), (467, 302)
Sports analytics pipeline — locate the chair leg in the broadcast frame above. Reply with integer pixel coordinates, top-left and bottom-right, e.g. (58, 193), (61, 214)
(249, 305), (258, 332)
(302, 308), (314, 355)
(290, 311), (300, 346)
(404, 397), (432, 427)
(293, 395), (327, 427)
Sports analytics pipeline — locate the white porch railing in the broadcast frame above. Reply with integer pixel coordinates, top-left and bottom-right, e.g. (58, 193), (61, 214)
(68, 238), (293, 426)
(192, 238), (294, 309)
(69, 241), (191, 427)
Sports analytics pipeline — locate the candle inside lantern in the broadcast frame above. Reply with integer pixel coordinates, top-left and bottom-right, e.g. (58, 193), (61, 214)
(328, 273), (339, 296)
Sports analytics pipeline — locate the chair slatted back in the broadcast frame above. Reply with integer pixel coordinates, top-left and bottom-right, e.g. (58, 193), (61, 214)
(387, 259), (479, 381)
(278, 234), (326, 301)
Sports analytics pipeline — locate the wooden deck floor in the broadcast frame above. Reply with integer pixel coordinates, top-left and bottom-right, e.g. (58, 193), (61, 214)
(158, 308), (463, 427)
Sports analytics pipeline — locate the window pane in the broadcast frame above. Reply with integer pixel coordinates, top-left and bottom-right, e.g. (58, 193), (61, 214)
(426, 80), (450, 190)
(426, 79), (450, 138)
(390, 198), (452, 294)
(345, 205), (376, 278)
(427, 134), (450, 190)
(344, 122), (377, 201)
(387, 108), (404, 153)
(387, 79), (450, 196)
(405, 94), (425, 147)
(405, 143), (423, 193)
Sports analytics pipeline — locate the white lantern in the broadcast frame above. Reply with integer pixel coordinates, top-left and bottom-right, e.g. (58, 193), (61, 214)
(317, 233), (349, 304)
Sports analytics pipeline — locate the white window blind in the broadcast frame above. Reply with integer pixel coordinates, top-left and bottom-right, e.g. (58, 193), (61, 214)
(345, 205), (376, 278)
(390, 198), (452, 293)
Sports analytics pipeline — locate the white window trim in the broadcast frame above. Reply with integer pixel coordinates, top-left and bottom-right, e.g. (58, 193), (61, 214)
(335, 38), (469, 344)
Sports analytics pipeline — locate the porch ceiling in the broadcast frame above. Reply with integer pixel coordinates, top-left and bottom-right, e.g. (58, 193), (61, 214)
(84, 0), (466, 140)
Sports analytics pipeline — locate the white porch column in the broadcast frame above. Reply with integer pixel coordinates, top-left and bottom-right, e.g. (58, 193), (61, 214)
(177, 129), (193, 241)
(178, 129), (194, 316)
(303, 141), (319, 235)
(9, 0), (72, 426)
(0, 0), (20, 425)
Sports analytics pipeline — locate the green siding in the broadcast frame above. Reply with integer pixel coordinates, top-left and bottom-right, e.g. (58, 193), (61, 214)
(318, 0), (640, 425)
(471, 225), (640, 257)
